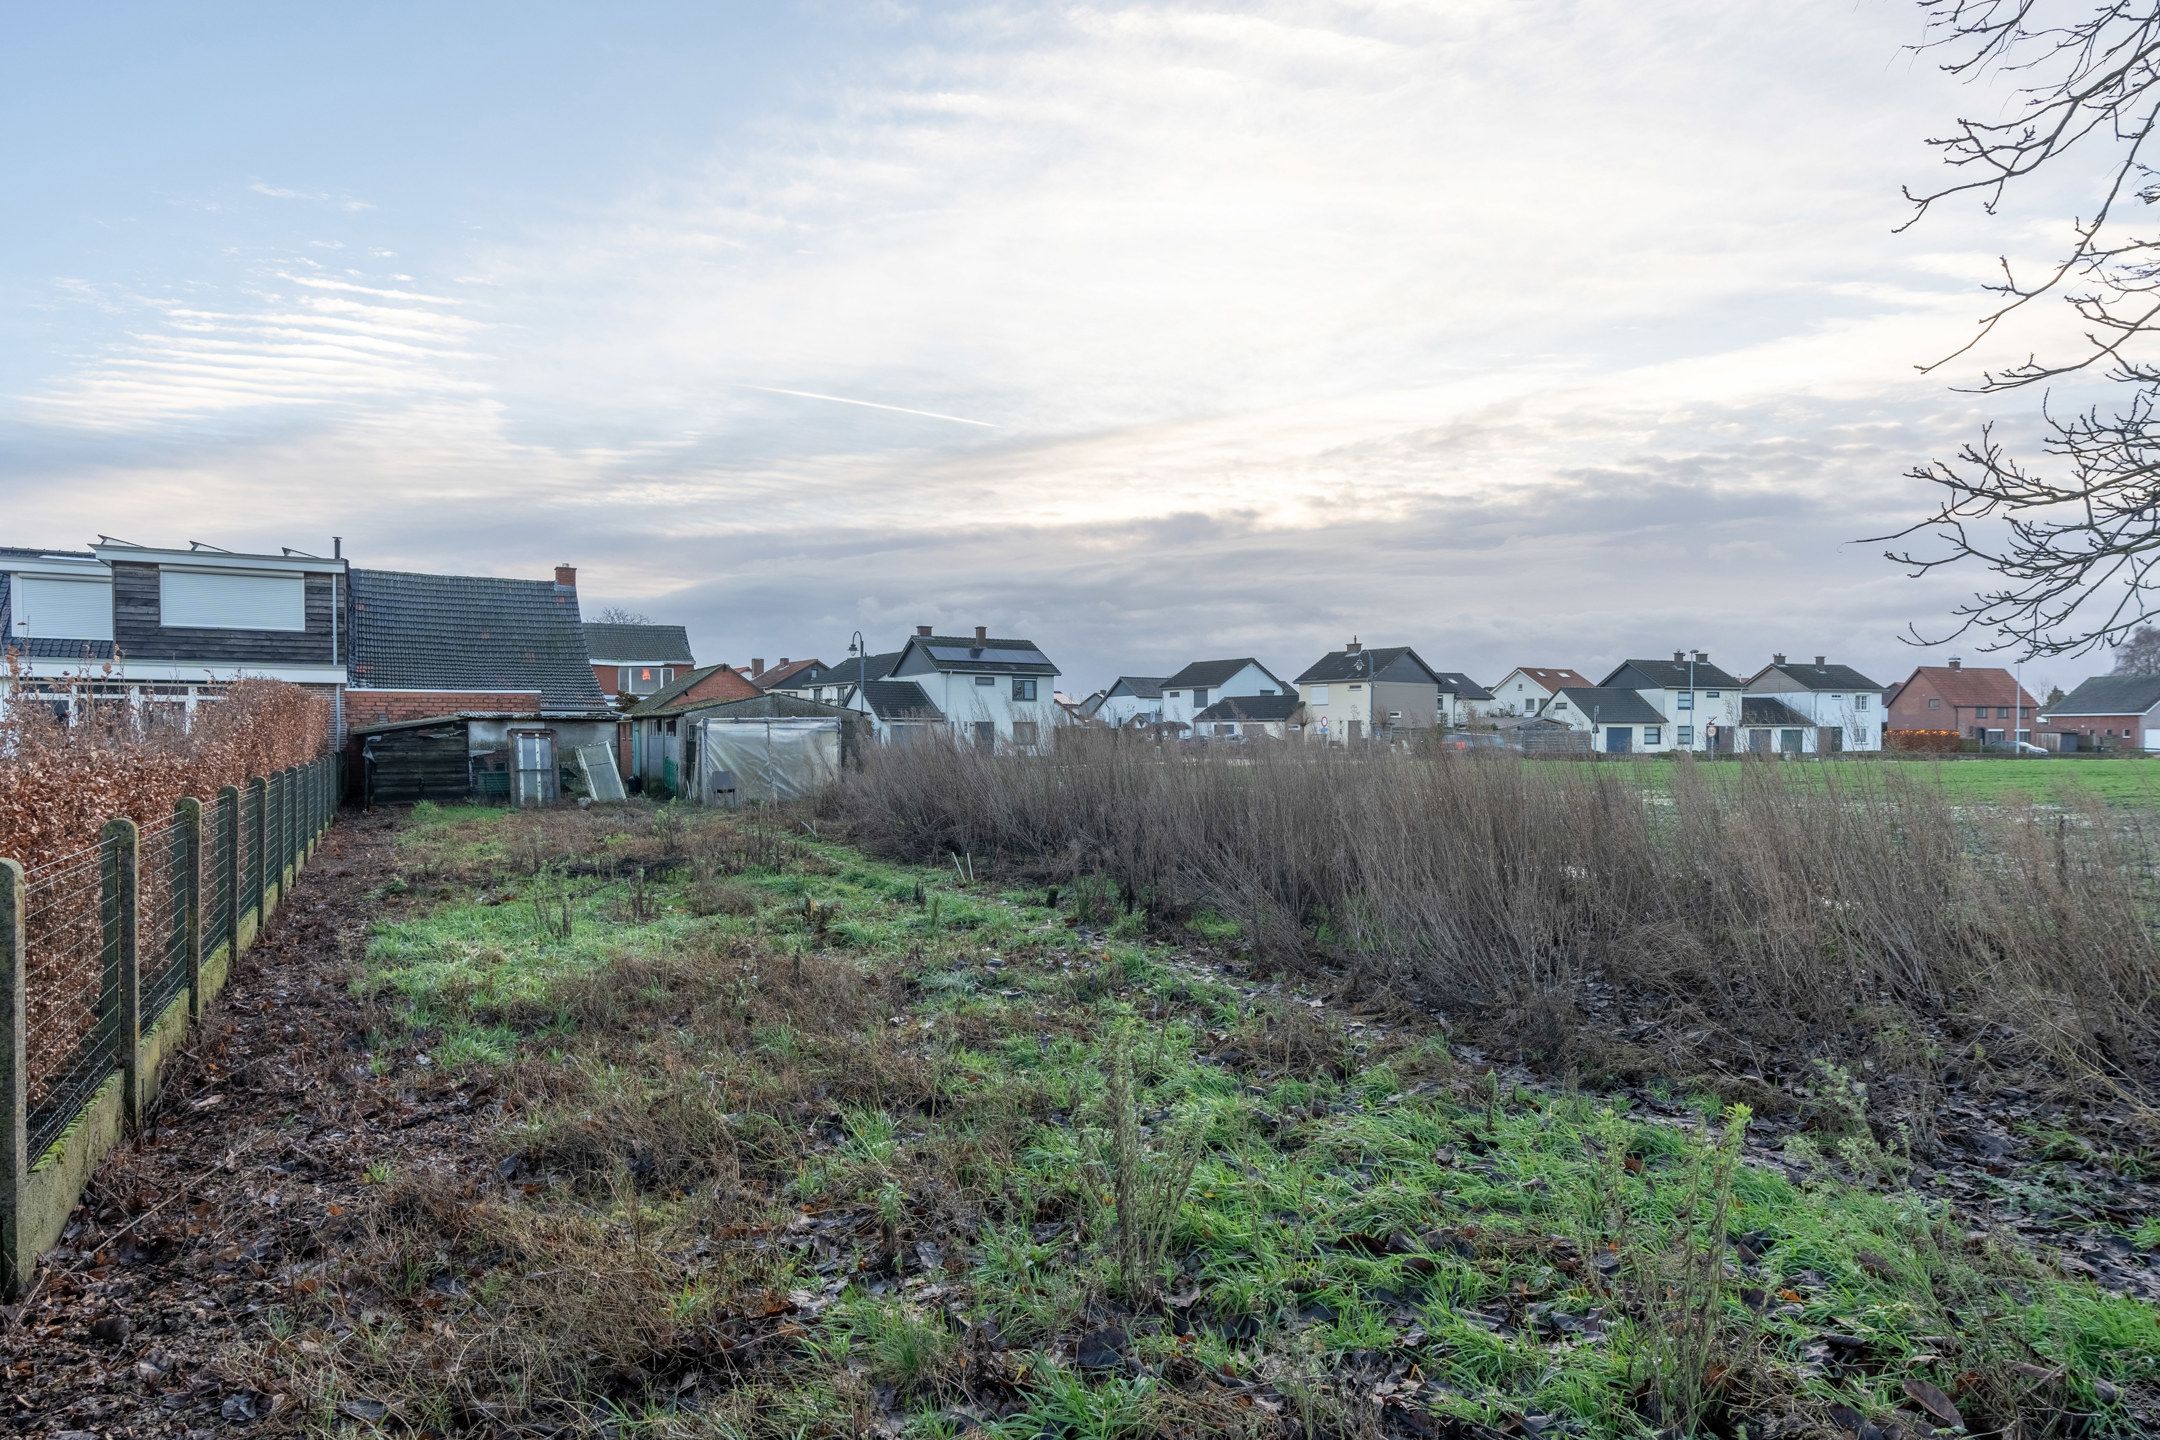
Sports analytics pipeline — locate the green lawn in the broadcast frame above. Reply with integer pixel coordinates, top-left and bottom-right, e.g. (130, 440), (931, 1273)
(253, 802), (2160, 1439)
(1583, 755), (2160, 807)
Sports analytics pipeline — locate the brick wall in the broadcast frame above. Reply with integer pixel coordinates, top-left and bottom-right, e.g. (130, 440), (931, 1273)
(346, 690), (542, 727)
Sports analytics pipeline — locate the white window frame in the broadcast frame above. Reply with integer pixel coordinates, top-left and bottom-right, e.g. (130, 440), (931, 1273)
(159, 568), (306, 631)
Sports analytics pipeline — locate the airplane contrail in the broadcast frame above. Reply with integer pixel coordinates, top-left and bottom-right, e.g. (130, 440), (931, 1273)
(742, 384), (998, 429)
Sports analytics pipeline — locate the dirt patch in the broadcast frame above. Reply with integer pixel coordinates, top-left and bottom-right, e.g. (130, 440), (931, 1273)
(0, 809), (488, 1437)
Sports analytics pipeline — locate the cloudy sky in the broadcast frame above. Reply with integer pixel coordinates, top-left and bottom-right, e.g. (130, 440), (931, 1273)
(0, 2), (2099, 692)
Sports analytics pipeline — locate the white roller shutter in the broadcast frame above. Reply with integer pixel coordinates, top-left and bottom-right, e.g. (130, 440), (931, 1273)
(12, 576), (114, 641)
(160, 570), (306, 631)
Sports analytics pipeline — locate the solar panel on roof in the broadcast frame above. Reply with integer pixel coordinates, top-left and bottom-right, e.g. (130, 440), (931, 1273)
(926, 644), (1051, 666)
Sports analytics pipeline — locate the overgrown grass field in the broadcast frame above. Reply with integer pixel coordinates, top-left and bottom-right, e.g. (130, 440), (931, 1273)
(1601, 755), (2160, 807)
(254, 801), (2159, 1438)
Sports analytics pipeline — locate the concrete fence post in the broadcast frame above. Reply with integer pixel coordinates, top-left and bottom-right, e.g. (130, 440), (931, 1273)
(248, 776), (267, 939)
(101, 818), (141, 1134)
(218, 785), (240, 962)
(1, 859), (27, 1298)
(178, 797), (204, 1020)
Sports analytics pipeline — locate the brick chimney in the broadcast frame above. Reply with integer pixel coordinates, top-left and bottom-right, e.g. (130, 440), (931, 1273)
(1346, 638), (1362, 654)
(1772, 652), (1786, 665)
(916, 624), (933, 637)
(752, 657), (765, 675)
(1693, 650), (1707, 663)
(1672, 649), (1684, 662)
(1948, 657), (1962, 670)
(1813, 655), (1825, 665)
(973, 625), (987, 644)
(554, 563), (577, 588)
(778, 657), (789, 667)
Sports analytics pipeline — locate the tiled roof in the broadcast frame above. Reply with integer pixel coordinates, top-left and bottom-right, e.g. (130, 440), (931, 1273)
(1551, 687), (1666, 725)
(1750, 659), (1882, 691)
(1296, 646), (1437, 684)
(1163, 657), (1278, 690)
(800, 651), (903, 687)
(749, 657), (825, 690)
(630, 662), (759, 717)
(348, 567), (609, 712)
(2044, 673), (2160, 717)
(583, 621), (693, 664)
(1193, 692), (1303, 722)
(1601, 658), (1745, 690)
(1107, 676), (1165, 700)
(904, 635), (1058, 676)
(860, 679), (945, 721)
(1503, 666), (1592, 692)
(1430, 671), (1493, 701)
(1896, 664), (2039, 710)
(1740, 696), (1813, 727)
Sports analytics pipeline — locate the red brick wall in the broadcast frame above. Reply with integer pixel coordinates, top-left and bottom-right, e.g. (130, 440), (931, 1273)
(671, 668), (759, 707)
(347, 690), (542, 727)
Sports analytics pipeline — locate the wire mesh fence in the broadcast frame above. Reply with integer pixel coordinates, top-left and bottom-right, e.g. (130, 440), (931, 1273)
(8, 754), (338, 1166)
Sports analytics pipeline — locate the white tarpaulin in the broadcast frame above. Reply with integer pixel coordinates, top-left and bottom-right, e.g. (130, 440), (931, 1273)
(695, 715), (842, 805)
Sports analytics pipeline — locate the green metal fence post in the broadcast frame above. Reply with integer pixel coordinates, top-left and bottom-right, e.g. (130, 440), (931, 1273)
(102, 818), (141, 1134)
(178, 797), (204, 1020)
(248, 776), (267, 940)
(1, 859), (27, 1298)
(219, 784), (240, 962)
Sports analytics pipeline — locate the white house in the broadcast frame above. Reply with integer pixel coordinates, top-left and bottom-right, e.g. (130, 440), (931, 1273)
(1487, 666), (1593, 717)
(889, 624), (1062, 750)
(1544, 686), (1671, 754)
(1741, 655), (1885, 753)
(1428, 670), (1496, 727)
(1295, 643), (1450, 743)
(838, 677), (949, 743)
(1158, 658), (1293, 732)
(1596, 653), (1745, 754)
(1090, 675), (1166, 728)
(1190, 692), (1304, 739)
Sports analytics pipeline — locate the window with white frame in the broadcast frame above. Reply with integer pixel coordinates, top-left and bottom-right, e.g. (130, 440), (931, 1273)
(1307, 685), (1329, 704)
(160, 569), (305, 630)
(1856, 694), (1871, 710)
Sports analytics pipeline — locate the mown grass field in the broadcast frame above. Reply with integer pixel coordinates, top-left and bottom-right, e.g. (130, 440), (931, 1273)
(1555, 756), (2160, 808)
(252, 802), (2160, 1439)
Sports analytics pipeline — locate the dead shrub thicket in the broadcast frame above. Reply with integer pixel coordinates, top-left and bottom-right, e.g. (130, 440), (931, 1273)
(836, 733), (2160, 1116)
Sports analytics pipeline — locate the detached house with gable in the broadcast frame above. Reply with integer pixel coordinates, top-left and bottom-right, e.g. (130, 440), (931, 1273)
(890, 624), (1062, 749)
(584, 621), (695, 705)
(1295, 641), (1446, 743)
(1886, 659), (2040, 746)
(1159, 658), (1293, 733)
(1488, 666), (1592, 717)
(1740, 655), (1884, 753)
(1595, 652), (1745, 753)
(1089, 676), (1165, 728)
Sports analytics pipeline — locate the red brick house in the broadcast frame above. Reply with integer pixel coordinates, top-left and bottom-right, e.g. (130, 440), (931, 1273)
(1884, 659), (2040, 745)
(584, 621), (695, 704)
(617, 662), (760, 783)
(2037, 674), (2160, 753)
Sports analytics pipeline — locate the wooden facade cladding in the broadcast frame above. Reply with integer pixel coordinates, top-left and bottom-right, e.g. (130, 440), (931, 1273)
(110, 562), (343, 666)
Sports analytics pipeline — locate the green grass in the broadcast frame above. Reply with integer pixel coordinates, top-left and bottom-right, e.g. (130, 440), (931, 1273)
(293, 803), (2160, 1438)
(1564, 754), (2160, 807)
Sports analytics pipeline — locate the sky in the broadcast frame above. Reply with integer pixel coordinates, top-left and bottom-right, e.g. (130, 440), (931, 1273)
(0, 1), (2108, 695)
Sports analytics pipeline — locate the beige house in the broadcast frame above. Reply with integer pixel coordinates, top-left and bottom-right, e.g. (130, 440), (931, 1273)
(1294, 641), (1447, 743)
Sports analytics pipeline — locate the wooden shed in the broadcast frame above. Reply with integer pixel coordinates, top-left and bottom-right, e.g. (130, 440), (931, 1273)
(354, 717), (470, 804)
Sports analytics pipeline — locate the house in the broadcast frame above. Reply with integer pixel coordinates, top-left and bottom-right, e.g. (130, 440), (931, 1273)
(1735, 696), (1820, 755)
(584, 621), (695, 705)
(784, 650), (902, 707)
(1090, 676), (1165, 728)
(0, 538), (351, 729)
(1487, 666), (1592, 717)
(1428, 670), (1495, 727)
(619, 662), (760, 784)
(346, 563), (615, 802)
(746, 656), (826, 693)
(1885, 659), (2040, 745)
(1742, 655), (1885, 753)
(889, 624), (1062, 749)
(1295, 641), (1446, 743)
(1543, 686), (1670, 754)
(1189, 692), (1304, 740)
(1596, 653), (1745, 753)
(1159, 658), (1293, 732)
(845, 678), (950, 743)
(2038, 674), (2160, 752)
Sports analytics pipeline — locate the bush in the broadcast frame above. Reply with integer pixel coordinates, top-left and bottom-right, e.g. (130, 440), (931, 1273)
(834, 733), (2160, 1121)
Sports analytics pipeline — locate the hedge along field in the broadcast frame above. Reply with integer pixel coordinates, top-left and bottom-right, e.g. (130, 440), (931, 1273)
(0, 665), (329, 872)
(833, 733), (2160, 1143)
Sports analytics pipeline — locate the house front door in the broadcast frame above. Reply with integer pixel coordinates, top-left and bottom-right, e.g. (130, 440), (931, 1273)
(1779, 728), (1804, 754)
(1824, 726), (1844, 754)
(1605, 727), (1632, 754)
(1346, 719), (1363, 742)
(973, 721), (996, 752)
